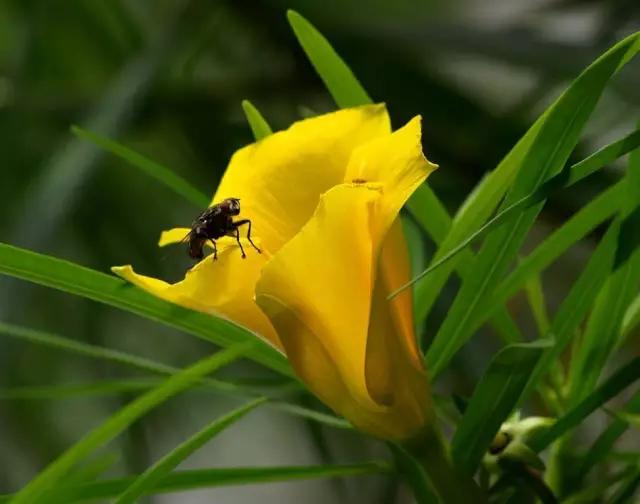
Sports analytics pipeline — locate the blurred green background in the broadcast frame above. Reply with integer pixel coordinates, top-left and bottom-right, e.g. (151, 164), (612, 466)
(1, 0), (639, 502)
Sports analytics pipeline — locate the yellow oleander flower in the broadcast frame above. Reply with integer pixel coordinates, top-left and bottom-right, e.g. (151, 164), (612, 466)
(113, 104), (438, 441)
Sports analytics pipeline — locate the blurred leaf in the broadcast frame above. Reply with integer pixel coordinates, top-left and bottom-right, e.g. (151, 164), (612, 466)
(578, 391), (640, 477)
(241, 99), (273, 140)
(425, 32), (640, 378)
(622, 291), (640, 337)
(0, 243), (290, 375)
(389, 445), (438, 504)
(8, 463), (392, 502)
(529, 357), (640, 453)
(483, 181), (624, 324)
(563, 468), (637, 504)
(451, 340), (551, 475)
(114, 398), (267, 504)
(46, 453), (120, 504)
(499, 459), (558, 504)
(0, 320), (178, 375)
(0, 321), (300, 396)
(287, 10), (371, 108)
(524, 273), (549, 337)
(72, 125), (209, 208)
(0, 379), (160, 400)
(568, 144), (640, 405)
(608, 470), (640, 504)
(270, 402), (351, 430)
(11, 342), (252, 504)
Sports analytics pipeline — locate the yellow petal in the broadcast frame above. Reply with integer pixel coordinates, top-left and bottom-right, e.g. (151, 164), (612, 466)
(213, 104), (391, 253)
(113, 237), (281, 350)
(255, 117), (436, 440)
(345, 115), (438, 242)
(256, 185), (382, 407)
(347, 116), (435, 370)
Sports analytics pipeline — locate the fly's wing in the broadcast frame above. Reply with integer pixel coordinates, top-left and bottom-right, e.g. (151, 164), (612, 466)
(197, 205), (223, 223)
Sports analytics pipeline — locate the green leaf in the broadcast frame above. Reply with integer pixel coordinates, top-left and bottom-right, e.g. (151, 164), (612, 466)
(13, 463), (391, 503)
(408, 185), (522, 343)
(406, 184), (452, 244)
(498, 459), (558, 504)
(11, 343), (252, 504)
(0, 379), (160, 400)
(577, 391), (640, 477)
(483, 181), (624, 324)
(114, 398), (267, 504)
(567, 144), (640, 405)
(424, 32), (640, 378)
(241, 99), (273, 140)
(0, 321), (302, 398)
(523, 217), (623, 399)
(622, 292), (640, 337)
(0, 243), (290, 376)
(529, 357), (640, 453)
(524, 273), (550, 336)
(389, 445), (438, 504)
(609, 469), (640, 504)
(71, 125), (209, 208)
(287, 10), (371, 108)
(0, 320), (177, 375)
(398, 128), (640, 303)
(451, 340), (551, 475)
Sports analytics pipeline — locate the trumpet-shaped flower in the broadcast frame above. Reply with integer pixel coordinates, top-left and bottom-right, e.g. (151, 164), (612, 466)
(113, 104), (438, 440)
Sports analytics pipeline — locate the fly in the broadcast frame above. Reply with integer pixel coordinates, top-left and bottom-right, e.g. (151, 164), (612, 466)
(187, 198), (261, 261)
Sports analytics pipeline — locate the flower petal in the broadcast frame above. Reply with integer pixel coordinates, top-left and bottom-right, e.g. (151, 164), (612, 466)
(213, 104), (391, 253)
(255, 117), (436, 439)
(255, 185), (381, 409)
(113, 237), (281, 350)
(345, 115), (438, 241)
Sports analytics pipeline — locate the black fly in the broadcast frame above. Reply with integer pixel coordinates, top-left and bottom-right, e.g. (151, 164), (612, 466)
(187, 198), (261, 261)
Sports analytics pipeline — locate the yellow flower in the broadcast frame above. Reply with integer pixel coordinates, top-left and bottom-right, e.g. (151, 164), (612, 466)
(113, 104), (438, 441)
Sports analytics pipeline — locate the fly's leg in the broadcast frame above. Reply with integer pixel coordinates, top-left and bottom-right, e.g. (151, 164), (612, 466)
(209, 239), (218, 260)
(230, 227), (246, 258)
(233, 219), (261, 254)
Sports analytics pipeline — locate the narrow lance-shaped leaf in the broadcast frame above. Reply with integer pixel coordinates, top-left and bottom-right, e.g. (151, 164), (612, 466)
(71, 126), (209, 208)
(114, 398), (267, 504)
(451, 340), (552, 476)
(621, 292), (640, 337)
(529, 357), (640, 453)
(241, 99), (273, 140)
(0, 243), (290, 376)
(567, 141), (640, 405)
(522, 217), (622, 400)
(11, 342), (253, 504)
(0, 321), (350, 429)
(426, 32), (640, 379)
(577, 390), (640, 477)
(287, 10), (371, 108)
(19, 463), (391, 503)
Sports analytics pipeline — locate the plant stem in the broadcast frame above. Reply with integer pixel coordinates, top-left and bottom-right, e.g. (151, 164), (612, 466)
(406, 426), (485, 503)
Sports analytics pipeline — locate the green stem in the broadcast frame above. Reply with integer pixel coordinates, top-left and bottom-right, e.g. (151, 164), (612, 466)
(406, 426), (485, 503)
